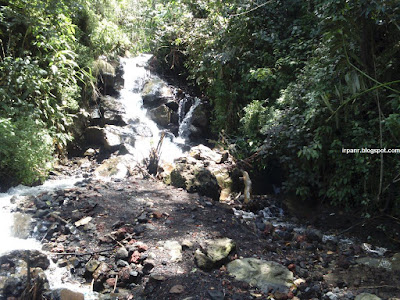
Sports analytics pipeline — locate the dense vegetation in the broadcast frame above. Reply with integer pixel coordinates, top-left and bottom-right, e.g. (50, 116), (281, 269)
(0, 0), (148, 186)
(149, 0), (400, 214)
(1, 0), (400, 215)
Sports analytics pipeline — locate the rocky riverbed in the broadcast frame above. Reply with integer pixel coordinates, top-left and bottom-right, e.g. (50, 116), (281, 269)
(1, 157), (400, 300)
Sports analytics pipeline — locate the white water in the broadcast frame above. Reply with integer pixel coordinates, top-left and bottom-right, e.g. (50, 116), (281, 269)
(0, 176), (99, 298)
(0, 54), (201, 298)
(119, 54), (194, 165)
(0, 177), (82, 255)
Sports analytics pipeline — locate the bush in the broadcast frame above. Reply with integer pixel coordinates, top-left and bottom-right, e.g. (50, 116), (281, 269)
(0, 118), (53, 185)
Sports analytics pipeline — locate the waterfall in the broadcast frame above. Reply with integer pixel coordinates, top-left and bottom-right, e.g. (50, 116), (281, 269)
(118, 55), (201, 163)
(178, 97), (200, 142)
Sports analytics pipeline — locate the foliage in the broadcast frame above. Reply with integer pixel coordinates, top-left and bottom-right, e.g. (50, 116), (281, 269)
(150, 0), (400, 214)
(0, 0), (146, 186)
(0, 118), (53, 185)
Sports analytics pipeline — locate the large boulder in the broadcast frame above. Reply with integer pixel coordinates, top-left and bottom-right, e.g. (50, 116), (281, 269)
(163, 145), (234, 201)
(94, 155), (133, 179)
(168, 162), (220, 200)
(95, 59), (123, 96)
(189, 103), (209, 139)
(100, 95), (127, 126)
(227, 258), (293, 293)
(147, 104), (176, 128)
(84, 125), (135, 152)
(142, 78), (174, 108)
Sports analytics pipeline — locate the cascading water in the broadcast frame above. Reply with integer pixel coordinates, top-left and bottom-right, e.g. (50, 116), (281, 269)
(0, 54), (202, 299)
(0, 177), (82, 255)
(177, 97), (200, 142)
(0, 177), (98, 298)
(118, 54), (200, 164)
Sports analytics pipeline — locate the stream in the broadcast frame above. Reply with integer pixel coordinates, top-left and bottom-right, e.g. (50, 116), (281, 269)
(0, 54), (201, 298)
(1, 55), (398, 299)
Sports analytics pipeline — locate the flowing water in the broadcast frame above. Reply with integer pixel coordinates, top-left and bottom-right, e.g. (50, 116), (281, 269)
(0, 54), (202, 298)
(118, 54), (199, 164)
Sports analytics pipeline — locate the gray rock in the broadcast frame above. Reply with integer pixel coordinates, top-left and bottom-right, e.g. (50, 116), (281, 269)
(205, 238), (235, 263)
(207, 289), (224, 300)
(142, 78), (173, 108)
(100, 95), (127, 125)
(391, 252), (400, 271)
(164, 240), (182, 262)
(143, 259), (155, 274)
(227, 258), (293, 293)
(147, 104), (172, 128)
(356, 257), (392, 270)
(92, 262), (110, 281)
(116, 247), (129, 260)
(117, 259), (130, 267)
(94, 156), (130, 179)
(51, 288), (85, 300)
(194, 249), (214, 270)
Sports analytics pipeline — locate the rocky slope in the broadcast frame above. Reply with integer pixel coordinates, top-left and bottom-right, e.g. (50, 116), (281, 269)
(1, 158), (400, 300)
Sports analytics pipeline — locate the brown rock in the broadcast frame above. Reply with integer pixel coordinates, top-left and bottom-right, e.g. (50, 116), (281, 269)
(169, 285), (185, 294)
(274, 291), (288, 300)
(106, 278), (116, 288)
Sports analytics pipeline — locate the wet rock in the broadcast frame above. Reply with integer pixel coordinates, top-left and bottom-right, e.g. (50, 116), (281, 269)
(85, 126), (106, 146)
(0, 250), (50, 271)
(147, 104), (174, 128)
(227, 258), (293, 293)
(355, 293), (382, 300)
(1, 276), (24, 298)
(100, 95), (127, 126)
(191, 103), (209, 129)
(142, 78), (173, 108)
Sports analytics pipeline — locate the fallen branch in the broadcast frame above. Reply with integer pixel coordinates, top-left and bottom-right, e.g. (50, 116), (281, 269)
(335, 215), (382, 236)
(49, 247), (115, 256)
(49, 212), (69, 224)
(113, 275), (118, 293)
(359, 284), (400, 290)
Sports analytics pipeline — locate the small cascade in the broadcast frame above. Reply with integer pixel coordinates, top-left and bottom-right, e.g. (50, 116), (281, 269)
(118, 55), (185, 164)
(178, 97), (200, 142)
(116, 54), (204, 164)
